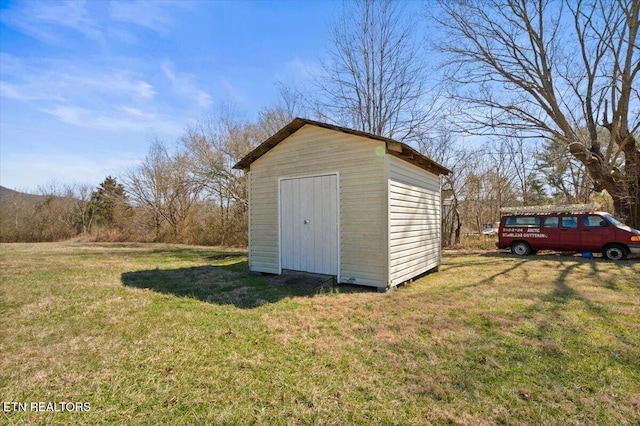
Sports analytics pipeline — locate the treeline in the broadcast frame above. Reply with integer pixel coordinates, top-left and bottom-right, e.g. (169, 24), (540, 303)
(0, 117), (614, 246)
(0, 109), (289, 245)
(430, 133), (615, 246)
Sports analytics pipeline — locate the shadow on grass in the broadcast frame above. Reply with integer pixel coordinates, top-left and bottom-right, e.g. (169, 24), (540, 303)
(121, 258), (368, 309)
(444, 250), (637, 304)
(475, 251), (638, 324)
(122, 259), (304, 309)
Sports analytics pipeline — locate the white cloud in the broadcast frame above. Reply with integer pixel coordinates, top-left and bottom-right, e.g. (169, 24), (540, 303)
(0, 81), (62, 102)
(0, 0), (104, 45)
(0, 1), (212, 172)
(80, 71), (157, 99)
(0, 53), (208, 136)
(0, 0), (189, 47)
(284, 57), (320, 81)
(161, 64), (177, 81)
(39, 105), (181, 135)
(0, 55), (163, 134)
(107, 27), (139, 44)
(118, 106), (157, 120)
(109, 0), (179, 34)
(0, 54), (156, 104)
(161, 63), (213, 109)
(215, 76), (250, 106)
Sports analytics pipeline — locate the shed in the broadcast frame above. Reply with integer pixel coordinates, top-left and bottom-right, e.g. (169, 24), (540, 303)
(233, 118), (451, 291)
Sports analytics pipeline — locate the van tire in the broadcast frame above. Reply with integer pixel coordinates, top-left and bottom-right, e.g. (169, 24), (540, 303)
(602, 244), (628, 261)
(511, 241), (532, 256)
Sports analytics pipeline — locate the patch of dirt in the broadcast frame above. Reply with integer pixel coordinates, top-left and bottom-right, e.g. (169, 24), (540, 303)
(268, 270), (335, 291)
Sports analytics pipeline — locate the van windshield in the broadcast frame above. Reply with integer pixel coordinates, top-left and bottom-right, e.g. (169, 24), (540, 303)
(604, 214), (623, 226)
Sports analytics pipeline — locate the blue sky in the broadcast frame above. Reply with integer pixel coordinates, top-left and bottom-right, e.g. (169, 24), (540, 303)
(0, 0), (346, 192)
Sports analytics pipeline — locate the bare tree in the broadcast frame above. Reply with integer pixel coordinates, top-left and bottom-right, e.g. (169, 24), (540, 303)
(67, 183), (95, 235)
(258, 82), (308, 136)
(536, 138), (595, 203)
(458, 152), (519, 234)
(434, 0), (640, 226)
(178, 91), (307, 245)
(29, 181), (78, 241)
(180, 105), (271, 245)
(423, 126), (487, 245)
(123, 140), (203, 241)
(314, 0), (437, 141)
(501, 134), (540, 206)
(181, 109), (255, 205)
(487, 141), (517, 220)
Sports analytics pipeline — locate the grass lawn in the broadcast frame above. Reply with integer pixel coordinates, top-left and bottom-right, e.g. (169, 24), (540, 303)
(1, 243), (639, 425)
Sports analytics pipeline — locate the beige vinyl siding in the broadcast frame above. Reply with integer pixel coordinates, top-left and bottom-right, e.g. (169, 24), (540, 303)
(247, 170), (279, 273)
(387, 156), (441, 286)
(248, 125), (387, 287)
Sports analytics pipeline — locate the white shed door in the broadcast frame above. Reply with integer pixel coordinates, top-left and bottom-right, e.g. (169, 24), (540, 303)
(280, 175), (338, 276)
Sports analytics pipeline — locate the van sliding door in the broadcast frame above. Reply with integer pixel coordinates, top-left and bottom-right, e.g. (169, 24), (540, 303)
(559, 215), (580, 250)
(542, 216), (560, 250)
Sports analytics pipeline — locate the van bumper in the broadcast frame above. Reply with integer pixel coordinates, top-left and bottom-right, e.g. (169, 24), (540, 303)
(628, 245), (640, 254)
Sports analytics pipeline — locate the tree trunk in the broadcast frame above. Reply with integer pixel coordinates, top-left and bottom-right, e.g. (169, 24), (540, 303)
(613, 145), (640, 228)
(575, 138), (640, 228)
(454, 208), (462, 246)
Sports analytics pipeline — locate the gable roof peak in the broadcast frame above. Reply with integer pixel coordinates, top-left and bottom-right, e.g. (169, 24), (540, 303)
(233, 117), (451, 176)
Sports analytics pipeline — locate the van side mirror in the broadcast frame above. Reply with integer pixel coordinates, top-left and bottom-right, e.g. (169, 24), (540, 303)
(600, 221), (607, 227)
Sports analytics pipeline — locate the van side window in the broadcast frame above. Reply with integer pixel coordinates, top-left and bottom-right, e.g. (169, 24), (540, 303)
(584, 215), (606, 227)
(504, 216), (540, 227)
(561, 216), (578, 228)
(544, 217), (559, 228)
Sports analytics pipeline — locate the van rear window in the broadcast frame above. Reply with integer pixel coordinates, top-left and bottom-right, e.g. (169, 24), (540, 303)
(504, 216), (541, 227)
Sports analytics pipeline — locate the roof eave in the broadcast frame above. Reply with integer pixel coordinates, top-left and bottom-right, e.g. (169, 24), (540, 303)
(386, 143), (452, 176)
(233, 118), (308, 171)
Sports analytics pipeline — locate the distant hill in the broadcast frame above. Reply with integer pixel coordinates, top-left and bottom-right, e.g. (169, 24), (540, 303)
(0, 186), (46, 204)
(0, 186), (81, 242)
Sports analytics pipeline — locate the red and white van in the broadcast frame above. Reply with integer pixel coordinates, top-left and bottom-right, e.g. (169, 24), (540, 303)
(497, 205), (640, 260)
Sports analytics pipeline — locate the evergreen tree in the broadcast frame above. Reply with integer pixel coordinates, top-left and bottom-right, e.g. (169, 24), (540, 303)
(90, 176), (129, 228)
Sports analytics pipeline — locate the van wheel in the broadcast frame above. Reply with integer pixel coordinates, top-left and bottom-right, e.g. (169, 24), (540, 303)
(602, 244), (628, 261)
(511, 241), (532, 256)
